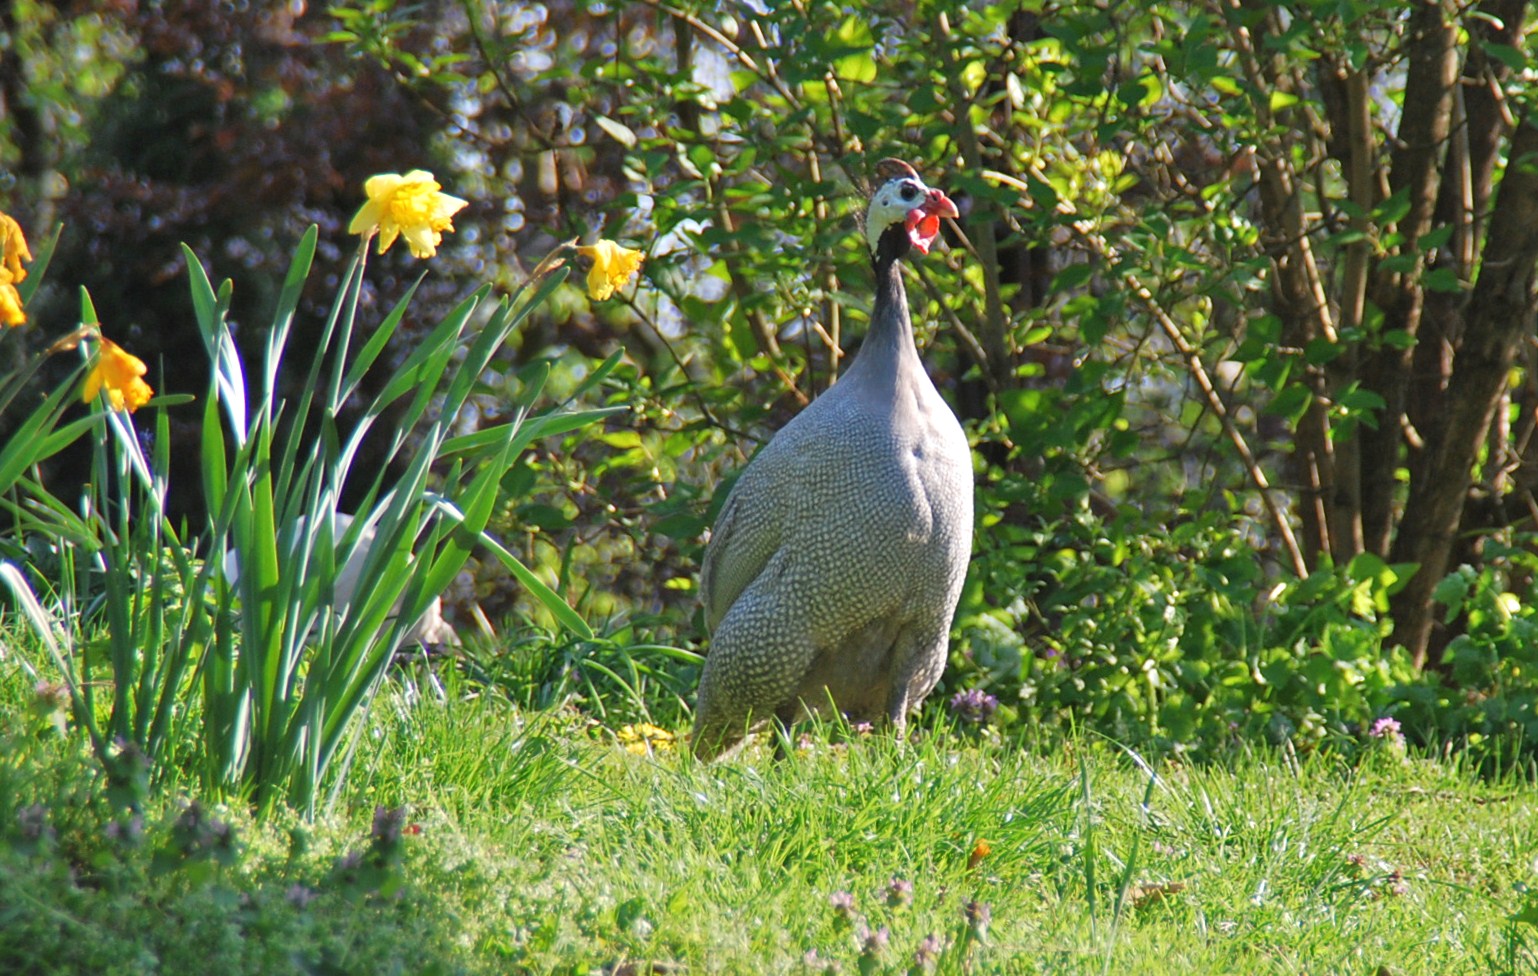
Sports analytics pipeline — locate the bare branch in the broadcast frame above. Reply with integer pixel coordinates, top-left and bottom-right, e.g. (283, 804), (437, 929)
(1124, 269), (1308, 578)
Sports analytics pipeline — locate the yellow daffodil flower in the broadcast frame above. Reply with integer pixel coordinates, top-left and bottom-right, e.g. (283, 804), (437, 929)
(348, 170), (468, 259)
(82, 335), (155, 413)
(0, 211), (33, 326)
(615, 722), (675, 756)
(0, 211), (31, 285)
(0, 269), (23, 327)
(576, 240), (644, 300)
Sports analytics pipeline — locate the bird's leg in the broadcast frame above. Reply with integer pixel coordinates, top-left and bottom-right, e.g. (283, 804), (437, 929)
(691, 719), (749, 762)
(884, 626), (949, 729)
(769, 708), (802, 761)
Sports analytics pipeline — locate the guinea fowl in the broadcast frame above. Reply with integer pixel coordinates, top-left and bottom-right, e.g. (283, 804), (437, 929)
(693, 159), (974, 760)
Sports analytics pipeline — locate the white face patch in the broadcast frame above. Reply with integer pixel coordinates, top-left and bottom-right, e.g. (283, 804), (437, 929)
(865, 177), (930, 255)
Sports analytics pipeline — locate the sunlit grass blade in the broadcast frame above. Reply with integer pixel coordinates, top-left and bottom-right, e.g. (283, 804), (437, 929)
(436, 503), (591, 638)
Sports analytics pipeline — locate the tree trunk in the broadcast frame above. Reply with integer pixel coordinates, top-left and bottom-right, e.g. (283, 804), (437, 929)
(1390, 116), (1538, 664)
(1356, 0), (1459, 559)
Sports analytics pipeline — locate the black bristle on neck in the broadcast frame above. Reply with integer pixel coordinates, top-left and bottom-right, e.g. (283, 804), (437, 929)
(872, 222), (911, 274)
(859, 222), (915, 361)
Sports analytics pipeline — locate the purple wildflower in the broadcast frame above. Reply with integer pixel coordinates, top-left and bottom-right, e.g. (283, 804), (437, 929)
(948, 688), (999, 725)
(16, 804), (52, 843)
(1368, 716), (1402, 741)
(856, 923), (890, 957)
(285, 883), (316, 908)
(886, 876), (914, 907)
(829, 889), (858, 920)
(913, 933), (943, 968)
(32, 681), (68, 711)
(104, 813), (144, 845)
(372, 804), (406, 845)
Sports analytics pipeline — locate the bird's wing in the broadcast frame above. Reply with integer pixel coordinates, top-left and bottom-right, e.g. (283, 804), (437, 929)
(699, 467), (781, 635)
(700, 396), (860, 636)
(698, 403), (841, 634)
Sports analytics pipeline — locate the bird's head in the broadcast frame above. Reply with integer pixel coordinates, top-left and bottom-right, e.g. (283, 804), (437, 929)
(865, 158), (959, 263)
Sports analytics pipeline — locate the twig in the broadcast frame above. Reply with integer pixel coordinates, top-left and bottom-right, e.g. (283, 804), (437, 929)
(912, 261), (998, 397)
(1119, 266), (1309, 577)
(976, 169), (1307, 576)
(634, 0), (801, 110)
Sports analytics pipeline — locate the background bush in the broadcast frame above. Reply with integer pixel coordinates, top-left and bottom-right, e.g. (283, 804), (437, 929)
(6, 0), (1538, 768)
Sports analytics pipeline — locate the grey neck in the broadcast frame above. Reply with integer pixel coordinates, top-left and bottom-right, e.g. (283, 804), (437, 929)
(844, 246), (918, 383)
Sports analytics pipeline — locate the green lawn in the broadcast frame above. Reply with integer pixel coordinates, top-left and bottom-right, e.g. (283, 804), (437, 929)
(2, 674), (1535, 975)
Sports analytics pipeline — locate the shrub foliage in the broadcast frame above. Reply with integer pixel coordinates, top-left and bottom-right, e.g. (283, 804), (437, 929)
(5, 0), (1538, 775)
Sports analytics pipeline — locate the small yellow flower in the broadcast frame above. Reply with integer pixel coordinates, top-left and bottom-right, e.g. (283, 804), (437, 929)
(615, 722), (675, 756)
(0, 269), (23, 328)
(83, 335), (155, 413)
(576, 240), (644, 300)
(0, 211), (33, 326)
(0, 211), (31, 285)
(348, 170), (468, 259)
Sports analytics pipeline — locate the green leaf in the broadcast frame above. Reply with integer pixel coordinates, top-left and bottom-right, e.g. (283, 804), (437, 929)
(1210, 76), (1243, 97)
(1265, 384), (1312, 422)
(439, 407), (624, 457)
(1345, 552), (1390, 585)
(16, 224), (61, 305)
(1336, 383), (1386, 422)
(1433, 569), (1472, 620)
(201, 392), (228, 521)
(834, 51), (877, 83)
(593, 114), (637, 148)
(1482, 42), (1527, 73)
(1051, 263), (1095, 292)
(449, 513), (592, 638)
(1373, 190), (1413, 225)
(1415, 224), (1454, 252)
(1304, 338), (1344, 366)
(1422, 266), (1464, 293)
(79, 286), (100, 326)
(1020, 324), (1052, 346)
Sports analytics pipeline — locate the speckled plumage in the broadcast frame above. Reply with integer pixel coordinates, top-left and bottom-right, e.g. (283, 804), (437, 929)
(693, 165), (974, 759)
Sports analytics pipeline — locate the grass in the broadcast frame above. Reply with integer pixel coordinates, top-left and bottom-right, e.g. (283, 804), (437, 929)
(2, 657), (1536, 975)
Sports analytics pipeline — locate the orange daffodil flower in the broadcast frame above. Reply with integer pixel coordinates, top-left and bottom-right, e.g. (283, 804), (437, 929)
(1, 212), (30, 283)
(0, 210), (33, 327)
(348, 170), (468, 259)
(0, 207), (153, 411)
(575, 240), (644, 300)
(0, 274), (23, 328)
(83, 335), (155, 413)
